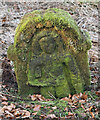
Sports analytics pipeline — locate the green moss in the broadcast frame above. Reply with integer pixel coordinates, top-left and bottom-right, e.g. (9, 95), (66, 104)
(75, 51), (91, 88)
(14, 8), (82, 48)
(55, 84), (70, 98)
(7, 45), (16, 61)
(77, 30), (92, 51)
(41, 86), (55, 99)
(63, 55), (83, 94)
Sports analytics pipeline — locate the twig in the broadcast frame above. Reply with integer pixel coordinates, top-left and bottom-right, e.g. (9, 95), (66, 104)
(88, 92), (95, 101)
(48, 91), (56, 100)
(0, 91), (18, 98)
(38, 101), (55, 105)
(0, 92), (30, 101)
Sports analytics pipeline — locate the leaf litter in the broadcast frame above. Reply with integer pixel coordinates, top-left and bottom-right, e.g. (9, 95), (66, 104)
(0, 1), (99, 120)
(0, 84), (99, 120)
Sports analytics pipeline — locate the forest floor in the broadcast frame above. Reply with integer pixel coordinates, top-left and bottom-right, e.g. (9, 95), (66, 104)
(0, 1), (100, 119)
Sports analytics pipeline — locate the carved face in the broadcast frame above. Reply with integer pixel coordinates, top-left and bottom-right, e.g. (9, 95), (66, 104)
(39, 37), (56, 54)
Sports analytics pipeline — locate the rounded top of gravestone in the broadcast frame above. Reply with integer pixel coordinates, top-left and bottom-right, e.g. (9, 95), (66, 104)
(8, 8), (91, 63)
(14, 8), (91, 53)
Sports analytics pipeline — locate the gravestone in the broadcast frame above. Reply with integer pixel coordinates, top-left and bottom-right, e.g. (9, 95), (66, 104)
(7, 8), (91, 98)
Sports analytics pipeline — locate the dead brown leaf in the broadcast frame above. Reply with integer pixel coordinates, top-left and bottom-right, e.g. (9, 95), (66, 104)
(21, 110), (30, 118)
(2, 85), (7, 88)
(31, 94), (46, 101)
(5, 114), (12, 119)
(32, 112), (38, 116)
(72, 94), (80, 101)
(14, 108), (21, 116)
(33, 105), (41, 111)
(81, 92), (87, 100)
(40, 114), (46, 119)
(2, 16), (6, 22)
(68, 102), (73, 105)
(52, 106), (57, 110)
(1, 101), (8, 105)
(95, 90), (100, 96)
(61, 97), (72, 102)
(25, 104), (31, 108)
(90, 112), (95, 118)
(89, 106), (93, 112)
(1, 96), (8, 101)
(64, 107), (68, 112)
(0, 107), (4, 116)
(68, 112), (74, 116)
(31, 95), (37, 101)
(2, 106), (12, 112)
(46, 114), (57, 119)
(81, 104), (85, 110)
(79, 100), (86, 104)
(5, 110), (14, 118)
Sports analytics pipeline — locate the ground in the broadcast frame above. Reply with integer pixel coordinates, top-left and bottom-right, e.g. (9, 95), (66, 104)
(0, 1), (99, 119)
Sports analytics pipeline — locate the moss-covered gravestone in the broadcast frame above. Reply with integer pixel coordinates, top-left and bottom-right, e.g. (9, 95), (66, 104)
(7, 8), (91, 98)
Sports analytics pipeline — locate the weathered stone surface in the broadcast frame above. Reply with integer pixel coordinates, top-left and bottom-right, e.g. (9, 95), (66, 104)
(7, 8), (91, 98)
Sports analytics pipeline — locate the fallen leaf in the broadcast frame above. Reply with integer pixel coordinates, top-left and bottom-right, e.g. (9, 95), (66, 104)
(25, 104), (31, 108)
(2, 16), (6, 22)
(95, 90), (100, 96)
(61, 97), (72, 102)
(5, 114), (12, 118)
(89, 106), (93, 112)
(0, 107), (4, 116)
(2, 85), (7, 88)
(1, 101), (8, 105)
(90, 112), (94, 118)
(72, 94), (80, 101)
(2, 106), (12, 111)
(81, 92), (87, 100)
(21, 110), (30, 118)
(10, 103), (16, 109)
(1, 96), (8, 101)
(14, 109), (21, 116)
(5, 110), (14, 118)
(71, 105), (77, 108)
(40, 114), (46, 119)
(52, 106), (57, 110)
(68, 112), (74, 116)
(64, 107), (68, 112)
(31, 95), (37, 101)
(32, 112), (38, 116)
(68, 102), (73, 105)
(31, 94), (46, 101)
(79, 100), (86, 104)
(81, 104), (85, 110)
(37, 95), (46, 101)
(33, 105), (41, 111)
(46, 114), (57, 119)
